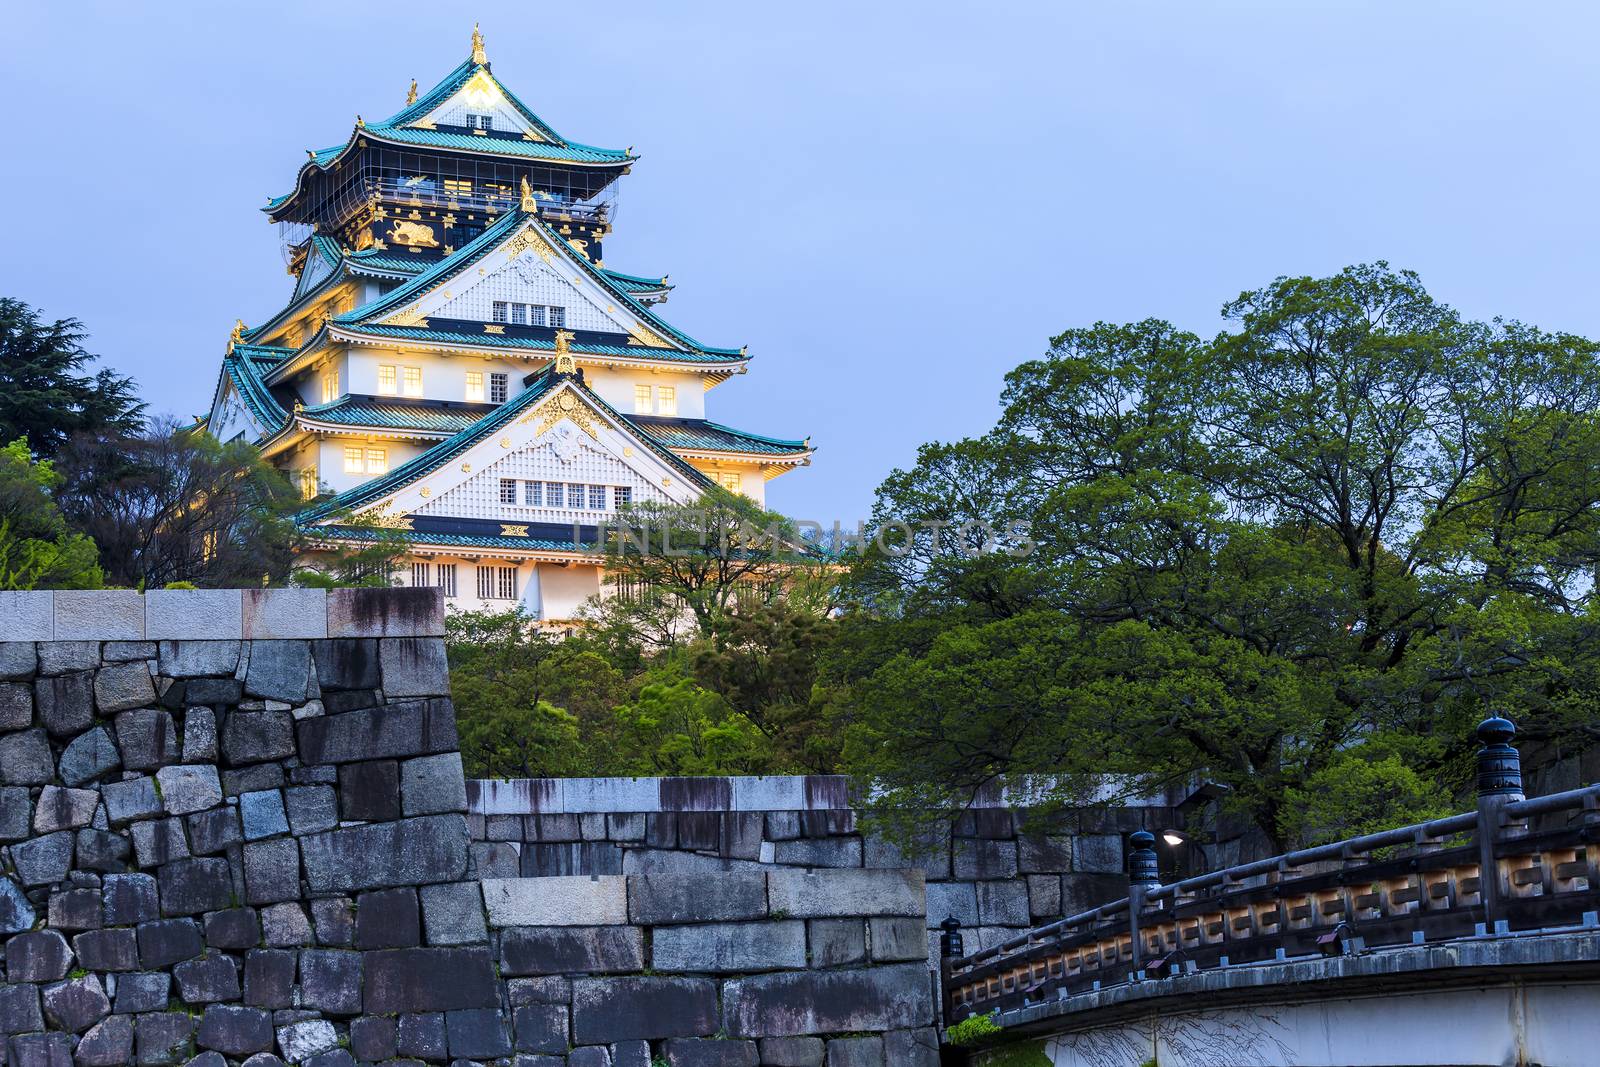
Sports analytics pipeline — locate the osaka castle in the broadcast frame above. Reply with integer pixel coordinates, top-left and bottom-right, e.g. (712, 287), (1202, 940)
(206, 26), (812, 620)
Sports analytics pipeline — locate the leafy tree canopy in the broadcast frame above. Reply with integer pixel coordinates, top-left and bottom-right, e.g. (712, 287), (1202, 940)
(0, 439), (102, 590)
(0, 298), (144, 458)
(827, 263), (1600, 848)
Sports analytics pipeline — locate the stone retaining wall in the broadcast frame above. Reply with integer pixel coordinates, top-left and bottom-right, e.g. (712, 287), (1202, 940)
(467, 777), (1180, 967)
(0, 590), (943, 1067)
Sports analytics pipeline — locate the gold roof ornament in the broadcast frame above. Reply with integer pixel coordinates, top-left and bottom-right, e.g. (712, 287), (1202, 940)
(471, 23), (487, 65)
(553, 329), (576, 374)
(406, 78), (418, 105)
(520, 176), (539, 214)
(356, 114), (365, 128)
(229, 319), (246, 349)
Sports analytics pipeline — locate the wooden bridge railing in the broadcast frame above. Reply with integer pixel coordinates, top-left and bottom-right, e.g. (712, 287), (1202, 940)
(940, 717), (1600, 1024)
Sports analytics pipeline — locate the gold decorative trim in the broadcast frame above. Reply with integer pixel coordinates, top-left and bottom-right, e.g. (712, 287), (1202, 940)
(484, 324), (505, 335)
(500, 524), (528, 537)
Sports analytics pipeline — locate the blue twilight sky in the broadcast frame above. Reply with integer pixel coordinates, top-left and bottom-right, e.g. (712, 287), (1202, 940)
(2, 3), (1598, 523)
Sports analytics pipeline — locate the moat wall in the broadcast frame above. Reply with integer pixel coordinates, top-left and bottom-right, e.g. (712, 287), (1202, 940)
(0, 589), (950, 1067)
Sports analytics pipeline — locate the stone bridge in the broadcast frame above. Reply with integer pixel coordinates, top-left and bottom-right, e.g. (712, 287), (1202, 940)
(940, 719), (1600, 1067)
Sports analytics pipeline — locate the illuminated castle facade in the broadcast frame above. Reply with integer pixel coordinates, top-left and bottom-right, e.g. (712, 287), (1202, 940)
(206, 27), (811, 619)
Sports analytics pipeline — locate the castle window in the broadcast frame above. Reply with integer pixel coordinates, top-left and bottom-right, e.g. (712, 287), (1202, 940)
(569, 483), (587, 509)
(444, 178), (473, 196)
(657, 385), (677, 417)
(548, 306), (566, 328)
(523, 480), (542, 506)
(343, 447), (364, 474)
(377, 365), (398, 395)
(476, 564), (516, 600)
(634, 385), (652, 414)
(613, 486), (632, 509)
(492, 302), (508, 323)
(411, 561), (430, 588)
(465, 371), (484, 402)
(499, 479), (517, 504)
(321, 370), (339, 404)
(437, 563), (458, 597)
(546, 482), (564, 507)
(402, 366), (423, 397)
(489, 373), (508, 403)
(299, 467), (318, 501)
(528, 305), (547, 327)
(466, 114), (492, 131)
(365, 448), (388, 474)
(510, 304), (527, 326)
(589, 485), (607, 510)
(717, 471), (742, 493)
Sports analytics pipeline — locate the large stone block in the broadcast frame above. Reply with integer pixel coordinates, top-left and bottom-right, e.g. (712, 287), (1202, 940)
(275, 1018), (337, 1063)
(114, 709), (179, 771)
(156, 763), (224, 815)
(500, 926), (645, 975)
(241, 640), (315, 702)
(242, 837), (301, 904)
(103, 873), (160, 925)
(720, 963), (934, 1037)
(520, 841), (623, 877)
(627, 872), (768, 924)
(130, 816), (189, 867)
(113, 971), (170, 1014)
(862, 828), (952, 881)
(355, 887), (420, 949)
(757, 1036), (825, 1066)
(0, 643), (36, 682)
(196, 1004), (274, 1057)
(204, 908), (262, 950)
(952, 838), (1019, 880)
(481, 875), (627, 926)
(0, 680), (31, 729)
(157, 640), (241, 678)
(766, 869), (923, 919)
(337, 760), (399, 819)
(260, 904), (312, 949)
(46, 887), (100, 930)
(297, 701), (451, 764)
(285, 784), (337, 834)
(182, 707), (218, 762)
(74, 827), (129, 873)
(396, 1012), (447, 1059)
(94, 660), (156, 714)
(571, 977), (719, 1043)
(826, 1035), (883, 1067)
(0, 591), (52, 640)
(36, 640), (99, 676)
(58, 726), (121, 787)
(379, 637), (450, 698)
(13, 830), (74, 885)
(327, 587), (444, 638)
(0, 727), (53, 784)
(301, 814), (468, 892)
(654, 920), (806, 973)
(512, 1003), (568, 1054)
(220, 710), (295, 766)
(1018, 833), (1075, 874)
(143, 588), (241, 639)
(0, 983), (44, 1035)
(187, 806), (243, 856)
(774, 836), (862, 868)
(976, 879), (1031, 927)
(361, 946), (499, 1012)
(242, 949), (296, 1008)
(8, 1031), (74, 1067)
(54, 589), (144, 640)
(311, 638), (380, 690)
(446, 1007), (511, 1059)
(347, 1015), (397, 1062)
(74, 928), (139, 971)
(1073, 833), (1123, 873)
(36, 670), (93, 737)
(32, 785), (98, 832)
(419, 880), (486, 945)
(239, 789), (289, 840)
(174, 953), (241, 1003)
(6, 929), (73, 981)
(158, 856), (235, 916)
(0, 874), (34, 934)
(401, 752), (467, 815)
(241, 589), (328, 640)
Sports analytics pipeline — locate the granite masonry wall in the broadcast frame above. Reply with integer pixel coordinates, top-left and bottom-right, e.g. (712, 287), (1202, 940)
(0, 589), (941, 1067)
(467, 778), (1183, 973)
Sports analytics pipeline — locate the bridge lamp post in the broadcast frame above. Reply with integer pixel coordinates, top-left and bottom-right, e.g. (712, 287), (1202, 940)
(1158, 829), (1208, 880)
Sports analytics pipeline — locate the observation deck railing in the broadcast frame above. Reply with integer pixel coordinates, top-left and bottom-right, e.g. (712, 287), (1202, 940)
(940, 717), (1600, 1025)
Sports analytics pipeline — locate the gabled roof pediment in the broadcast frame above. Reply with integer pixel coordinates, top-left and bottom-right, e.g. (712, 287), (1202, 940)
(333, 209), (743, 362)
(299, 369), (711, 529)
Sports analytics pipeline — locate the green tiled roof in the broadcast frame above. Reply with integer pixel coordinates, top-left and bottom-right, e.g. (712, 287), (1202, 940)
(628, 417), (810, 456)
(303, 524), (592, 553)
(331, 323), (747, 365)
(221, 351), (290, 432)
(381, 58), (563, 144)
(296, 396), (492, 435)
(600, 268), (670, 294)
(345, 252), (429, 276)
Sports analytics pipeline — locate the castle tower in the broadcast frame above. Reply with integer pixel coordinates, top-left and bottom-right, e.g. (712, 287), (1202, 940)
(206, 28), (812, 620)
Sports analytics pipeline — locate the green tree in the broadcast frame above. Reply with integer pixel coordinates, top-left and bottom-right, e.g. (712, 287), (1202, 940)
(830, 264), (1600, 848)
(0, 299), (144, 457)
(55, 420), (301, 589)
(612, 668), (772, 775)
(0, 439), (102, 589)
